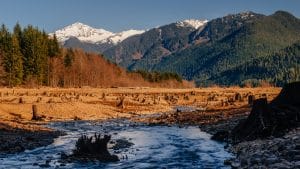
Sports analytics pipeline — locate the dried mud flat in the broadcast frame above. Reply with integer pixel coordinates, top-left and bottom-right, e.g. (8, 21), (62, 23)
(0, 87), (281, 156)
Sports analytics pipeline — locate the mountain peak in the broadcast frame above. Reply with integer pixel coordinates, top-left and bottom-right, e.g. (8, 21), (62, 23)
(272, 10), (297, 19)
(51, 22), (144, 44)
(69, 22), (89, 27)
(176, 19), (208, 29)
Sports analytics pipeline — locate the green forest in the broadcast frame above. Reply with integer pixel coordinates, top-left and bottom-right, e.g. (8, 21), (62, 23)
(0, 23), (60, 86)
(0, 23), (184, 87)
(153, 11), (300, 87)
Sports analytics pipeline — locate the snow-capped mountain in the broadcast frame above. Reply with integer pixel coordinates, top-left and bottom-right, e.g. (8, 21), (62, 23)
(51, 22), (145, 44)
(52, 19), (208, 53)
(98, 29), (145, 44)
(176, 19), (208, 29)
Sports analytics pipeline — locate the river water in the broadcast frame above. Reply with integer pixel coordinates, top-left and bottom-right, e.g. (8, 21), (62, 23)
(0, 120), (233, 169)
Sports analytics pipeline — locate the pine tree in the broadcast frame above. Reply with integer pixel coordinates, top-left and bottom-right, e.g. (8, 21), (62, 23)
(0, 24), (11, 55)
(64, 48), (74, 67)
(13, 22), (22, 42)
(21, 26), (49, 85)
(6, 35), (23, 86)
(48, 34), (60, 57)
(0, 25), (24, 86)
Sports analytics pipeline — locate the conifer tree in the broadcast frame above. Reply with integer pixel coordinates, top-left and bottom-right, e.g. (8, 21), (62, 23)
(0, 25), (24, 86)
(5, 35), (23, 86)
(48, 34), (60, 57)
(21, 26), (49, 84)
(64, 48), (75, 67)
(13, 22), (22, 42)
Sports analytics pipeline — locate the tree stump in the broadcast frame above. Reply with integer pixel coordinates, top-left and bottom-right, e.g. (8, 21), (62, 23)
(116, 96), (125, 109)
(248, 95), (255, 106)
(19, 97), (25, 104)
(234, 93), (242, 101)
(232, 82), (300, 143)
(32, 104), (38, 120)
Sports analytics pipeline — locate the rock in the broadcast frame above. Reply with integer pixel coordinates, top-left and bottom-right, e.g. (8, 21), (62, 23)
(60, 163), (66, 166)
(265, 157), (278, 165)
(294, 161), (300, 168)
(211, 130), (229, 142)
(240, 157), (248, 167)
(293, 155), (300, 161)
(111, 139), (134, 150)
(230, 161), (240, 169)
(224, 159), (232, 165)
(39, 163), (50, 168)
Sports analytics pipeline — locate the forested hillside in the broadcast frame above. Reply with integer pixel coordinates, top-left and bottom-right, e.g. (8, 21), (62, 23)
(153, 11), (300, 86)
(103, 22), (202, 70)
(58, 11), (300, 87)
(210, 41), (300, 86)
(0, 23), (191, 88)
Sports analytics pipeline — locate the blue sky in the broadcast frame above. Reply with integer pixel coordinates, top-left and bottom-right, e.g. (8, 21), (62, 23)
(0, 0), (299, 33)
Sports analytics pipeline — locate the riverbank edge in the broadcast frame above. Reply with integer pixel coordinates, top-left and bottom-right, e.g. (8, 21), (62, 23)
(199, 115), (300, 169)
(0, 121), (64, 156)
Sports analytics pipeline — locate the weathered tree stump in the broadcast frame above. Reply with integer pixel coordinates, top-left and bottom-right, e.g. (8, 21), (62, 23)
(70, 134), (119, 162)
(19, 97), (25, 104)
(36, 97), (42, 103)
(231, 82), (300, 143)
(116, 96), (125, 109)
(102, 93), (106, 100)
(234, 93), (242, 101)
(248, 95), (255, 106)
(31, 104), (38, 120)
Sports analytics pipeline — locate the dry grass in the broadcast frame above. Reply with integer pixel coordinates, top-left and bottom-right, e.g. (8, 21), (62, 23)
(0, 87), (281, 131)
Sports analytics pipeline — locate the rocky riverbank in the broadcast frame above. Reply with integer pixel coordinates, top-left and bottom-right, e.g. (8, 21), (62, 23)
(197, 111), (300, 169)
(216, 82), (300, 169)
(0, 121), (63, 155)
(226, 127), (300, 169)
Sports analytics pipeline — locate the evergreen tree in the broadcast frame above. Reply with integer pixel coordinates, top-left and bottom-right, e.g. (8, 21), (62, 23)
(48, 34), (60, 57)
(0, 25), (23, 86)
(0, 24), (11, 55)
(4, 35), (23, 86)
(21, 26), (49, 84)
(13, 22), (22, 42)
(64, 48), (74, 67)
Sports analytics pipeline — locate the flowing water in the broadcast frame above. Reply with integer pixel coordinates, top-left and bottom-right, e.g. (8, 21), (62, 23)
(0, 120), (233, 169)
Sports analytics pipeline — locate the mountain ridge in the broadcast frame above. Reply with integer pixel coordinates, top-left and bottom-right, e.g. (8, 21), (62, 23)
(53, 11), (300, 86)
(50, 22), (145, 45)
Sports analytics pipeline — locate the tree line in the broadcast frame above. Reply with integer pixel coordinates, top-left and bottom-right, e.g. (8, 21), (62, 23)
(0, 23), (60, 86)
(0, 23), (189, 88)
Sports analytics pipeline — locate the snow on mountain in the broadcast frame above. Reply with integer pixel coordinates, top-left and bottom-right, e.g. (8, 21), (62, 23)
(176, 19), (208, 29)
(51, 22), (145, 44)
(98, 29), (145, 44)
(52, 19), (207, 45)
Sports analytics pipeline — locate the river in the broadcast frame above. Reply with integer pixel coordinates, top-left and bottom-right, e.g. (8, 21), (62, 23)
(0, 120), (233, 169)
